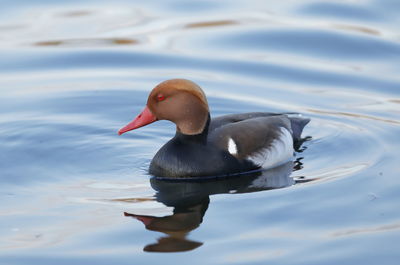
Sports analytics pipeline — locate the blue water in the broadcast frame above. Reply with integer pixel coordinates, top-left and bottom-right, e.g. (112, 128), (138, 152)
(1, 0), (400, 264)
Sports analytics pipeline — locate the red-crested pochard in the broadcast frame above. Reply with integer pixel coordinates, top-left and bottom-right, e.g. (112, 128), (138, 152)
(118, 79), (309, 178)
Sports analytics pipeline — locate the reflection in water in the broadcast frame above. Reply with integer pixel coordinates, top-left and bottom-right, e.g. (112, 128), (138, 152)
(185, 20), (237, 29)
(125, 161), (299, 253)
(59, 10), (92, 17)
(124, 200), (207, 252)
(333, 24), (380, 36)
(34, 38), (138, 47)
(307, 108), (400, 125)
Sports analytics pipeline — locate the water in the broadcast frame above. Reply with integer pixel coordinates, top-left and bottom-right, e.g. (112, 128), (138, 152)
(1, 0), (399, 264)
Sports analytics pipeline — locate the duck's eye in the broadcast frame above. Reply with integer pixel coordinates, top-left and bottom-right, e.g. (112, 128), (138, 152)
(157, 94), (166, 101)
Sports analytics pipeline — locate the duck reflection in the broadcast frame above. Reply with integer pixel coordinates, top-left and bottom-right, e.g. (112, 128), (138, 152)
(124, 161), (296, 253)
(124, 198), (208, 252)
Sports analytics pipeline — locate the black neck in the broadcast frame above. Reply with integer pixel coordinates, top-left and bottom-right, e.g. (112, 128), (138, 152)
(174, 114), (210, 144)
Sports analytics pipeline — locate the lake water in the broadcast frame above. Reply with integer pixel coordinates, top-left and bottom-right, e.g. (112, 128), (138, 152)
(1, 0), (400, 264)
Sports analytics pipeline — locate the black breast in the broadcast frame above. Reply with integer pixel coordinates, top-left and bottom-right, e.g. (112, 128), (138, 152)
(149, 132), (253, 178)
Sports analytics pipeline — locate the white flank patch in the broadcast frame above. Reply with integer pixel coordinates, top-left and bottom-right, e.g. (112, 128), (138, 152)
(247, 127), (294, 169)
(228, 137), (238, 155)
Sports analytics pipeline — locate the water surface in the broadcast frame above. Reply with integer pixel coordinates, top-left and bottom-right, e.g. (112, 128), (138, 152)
(1, 0), (400, 264)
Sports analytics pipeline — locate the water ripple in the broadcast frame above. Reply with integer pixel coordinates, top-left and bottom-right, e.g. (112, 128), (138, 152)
(1, 0), (400, 263)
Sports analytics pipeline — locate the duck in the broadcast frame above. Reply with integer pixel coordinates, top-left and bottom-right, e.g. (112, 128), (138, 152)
(118, 79), (309, 179)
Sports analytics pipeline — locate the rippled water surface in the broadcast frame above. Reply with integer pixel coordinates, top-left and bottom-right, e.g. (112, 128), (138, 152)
(1, 0), (400, 264)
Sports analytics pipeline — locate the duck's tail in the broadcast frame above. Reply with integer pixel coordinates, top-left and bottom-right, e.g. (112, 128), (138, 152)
(288, 115), (311, 143)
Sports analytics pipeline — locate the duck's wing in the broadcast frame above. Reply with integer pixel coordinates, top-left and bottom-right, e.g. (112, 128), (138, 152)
(210, 112), (310, 142)
(209, 112), (282, 131)
(208, 114), (309, 169)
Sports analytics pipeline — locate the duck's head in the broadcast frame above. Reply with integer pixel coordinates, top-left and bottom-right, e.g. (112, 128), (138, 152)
(118, 79), (209, 136)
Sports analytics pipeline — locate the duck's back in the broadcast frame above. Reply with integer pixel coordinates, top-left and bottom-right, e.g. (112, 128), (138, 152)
(209, 112), (308, 142)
